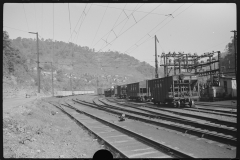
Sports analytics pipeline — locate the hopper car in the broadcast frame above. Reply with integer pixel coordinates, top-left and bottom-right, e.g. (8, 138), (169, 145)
(127, 80), (150, 102)
(117, 85), (127, 98)
(104, 88), (114, 97)
(148, 72), (199, 107)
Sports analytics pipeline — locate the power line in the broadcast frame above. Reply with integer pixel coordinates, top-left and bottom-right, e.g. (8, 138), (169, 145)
(92, 4), (146, 48)
(124, 3), (185, 54)
(22, 4), (29, 32)
(91, 3), (109, 48)
(68, 3), (72, 43)
(105, 3), (127, 44)
(53, 3), (54, 62)
(97, 4), (147, 51)
(41, 3), (43, 36)
(3, 26), (29, 33)
(72, 5), (86, 43)
(126, 4), (194, 55)
(98, 4), (162, 52)
(72, 3), (88, 42)
(118, 4), (143, 36)
(74, 4), (90, 45)
(92, 3), (166, 16)
(58, 4), (91, 55)
(155, 4), (194, 33)
(34, 4), (37, 31)
(202, 40), (229, 52)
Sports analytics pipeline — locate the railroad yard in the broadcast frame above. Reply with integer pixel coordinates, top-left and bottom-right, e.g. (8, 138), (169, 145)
(3, 3), (237, 159)
(4, 93), (237, 158)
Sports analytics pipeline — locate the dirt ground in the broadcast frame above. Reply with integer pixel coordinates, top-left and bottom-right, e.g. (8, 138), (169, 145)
(3, 96), (102, 158)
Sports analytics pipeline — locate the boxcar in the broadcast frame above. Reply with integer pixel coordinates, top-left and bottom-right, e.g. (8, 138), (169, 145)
(148, 72), (199, 107)
(127, 80), (149, 102)
(117, 85), (127, 98)
(97, 88), (104, 95)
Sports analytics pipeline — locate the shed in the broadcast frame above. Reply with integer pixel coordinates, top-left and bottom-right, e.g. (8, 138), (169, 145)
(219, 76), (237, 97)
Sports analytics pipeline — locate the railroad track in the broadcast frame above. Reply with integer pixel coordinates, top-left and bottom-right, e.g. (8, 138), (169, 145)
(74, 98), (236, 146)
(106, 98), (237, 128)
(195, 102), (236, 109)
(185, 107), (237, 115)
(183, 108), (236, 117)
(108, 97), (237, 116)
(48, 100), (191, 158)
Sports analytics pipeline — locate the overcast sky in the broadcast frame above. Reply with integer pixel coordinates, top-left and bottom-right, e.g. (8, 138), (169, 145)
(3, 3), (236, 67)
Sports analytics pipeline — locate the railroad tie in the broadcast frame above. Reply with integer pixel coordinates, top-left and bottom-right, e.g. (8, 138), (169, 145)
(128, 151), (159, 158)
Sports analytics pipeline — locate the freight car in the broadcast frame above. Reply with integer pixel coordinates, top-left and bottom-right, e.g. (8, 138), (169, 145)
(117, 85), (127, 99)
(73, 91), (94, 95)
(97, 88), (104, 95)
(104, 88), (114, 97)
(56, 91), (73, 97)
(127, 80), (149, 102)
(148, 72), (199, 107)
(114, 85), (118, 97)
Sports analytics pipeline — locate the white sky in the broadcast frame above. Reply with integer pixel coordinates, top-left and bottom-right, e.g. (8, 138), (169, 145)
(3, 3), (236, 67)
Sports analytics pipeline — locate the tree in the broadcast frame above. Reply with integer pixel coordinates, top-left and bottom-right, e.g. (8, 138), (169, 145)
(56, 69), (64, 82)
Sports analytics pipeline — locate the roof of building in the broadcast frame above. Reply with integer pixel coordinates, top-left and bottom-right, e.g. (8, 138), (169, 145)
(220, 75), (236, 79)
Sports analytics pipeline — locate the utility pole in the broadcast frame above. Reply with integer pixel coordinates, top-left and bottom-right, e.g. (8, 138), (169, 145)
(155, 35), (159, 78)
(29, 32), (40, 93)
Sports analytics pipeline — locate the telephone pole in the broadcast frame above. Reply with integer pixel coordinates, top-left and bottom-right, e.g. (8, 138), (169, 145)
(155, 35), (159, 78)
(29, 32), (40, 93)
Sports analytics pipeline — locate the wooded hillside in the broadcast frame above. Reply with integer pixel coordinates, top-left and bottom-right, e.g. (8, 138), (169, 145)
(3, 31), (162, 93)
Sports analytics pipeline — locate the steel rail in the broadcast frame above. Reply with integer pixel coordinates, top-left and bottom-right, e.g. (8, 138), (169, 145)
(100, 99), (237, 135)
(195, 102), (236, 109)
(48, 101), (127, 158)
(187, 106), (237, 115)
(61, 100), (192, 158)
(108, 97), (237, 115)
(105, 99), (237, 128)
(183, 108), (236, 117)
(74, 98), (236, 146)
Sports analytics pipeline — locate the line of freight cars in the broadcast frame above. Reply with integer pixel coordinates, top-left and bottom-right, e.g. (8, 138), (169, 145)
(97, 88), (114, 97)
(56, 90), (94, 97)
(104, 72), (199, 107)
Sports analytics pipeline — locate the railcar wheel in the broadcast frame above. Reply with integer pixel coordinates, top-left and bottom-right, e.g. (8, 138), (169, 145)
(189, 100), (195, 108)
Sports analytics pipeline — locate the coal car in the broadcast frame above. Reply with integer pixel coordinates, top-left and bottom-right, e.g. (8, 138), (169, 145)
(117, 85), (127, 99)
(148, 72), (199, 107)
(104, 88), (114, 97)
(127, 80), (149, 102)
